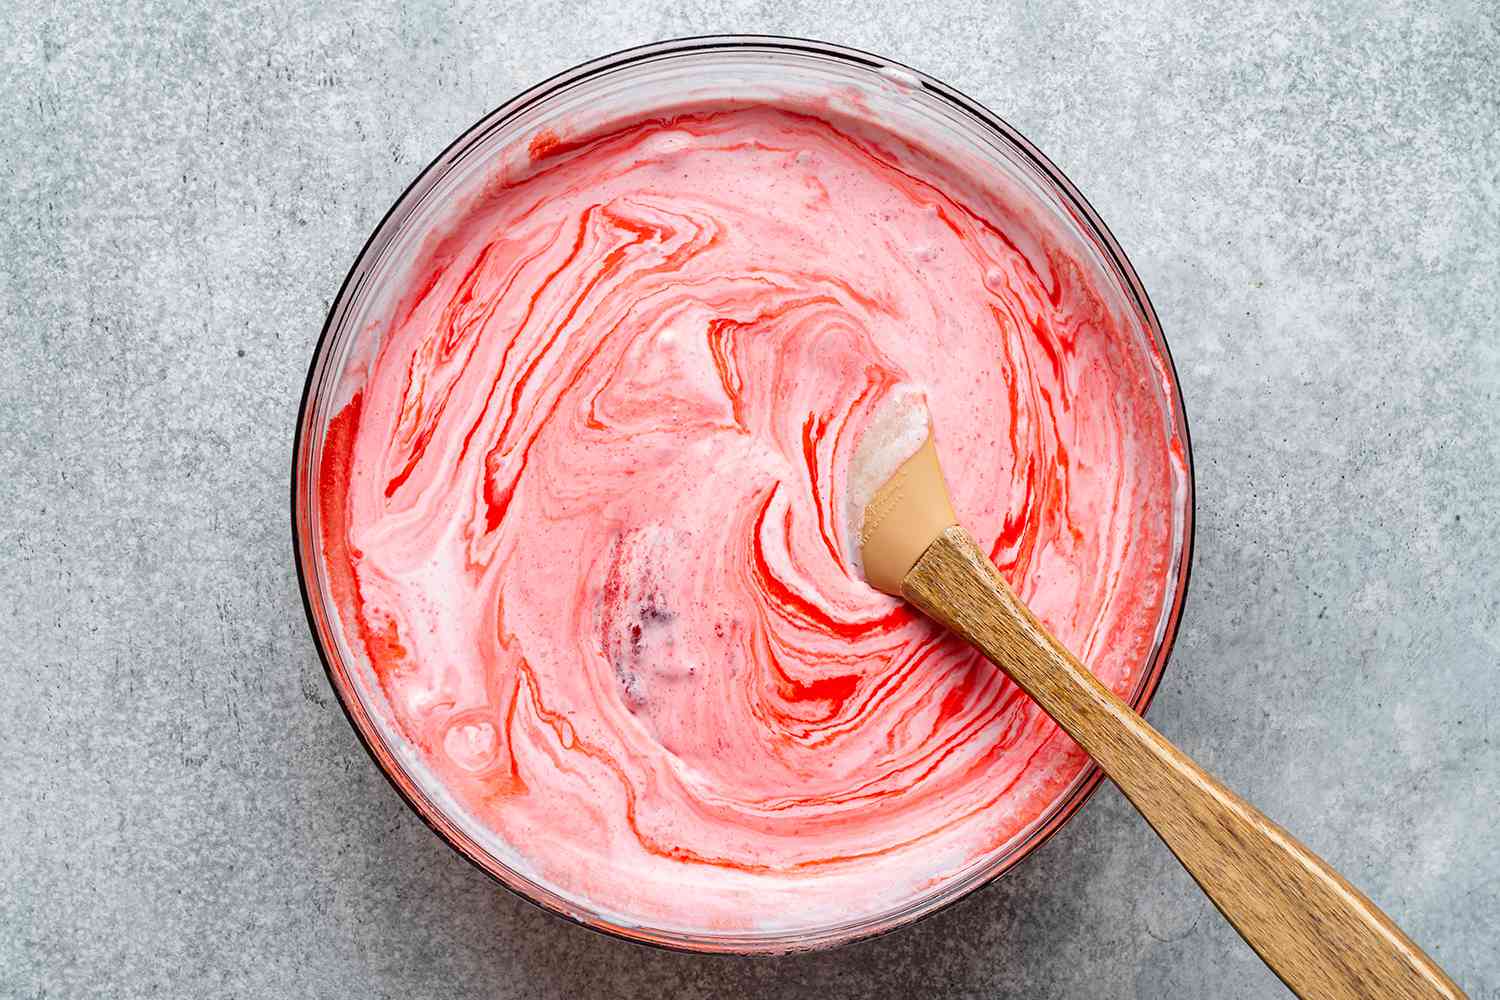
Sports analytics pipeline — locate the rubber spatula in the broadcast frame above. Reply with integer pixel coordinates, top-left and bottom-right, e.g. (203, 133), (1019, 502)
(849, 391), (1464, 1000)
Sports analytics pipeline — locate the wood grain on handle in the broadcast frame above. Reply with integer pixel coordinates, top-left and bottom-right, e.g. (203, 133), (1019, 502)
(903, 526), (1465, 1000)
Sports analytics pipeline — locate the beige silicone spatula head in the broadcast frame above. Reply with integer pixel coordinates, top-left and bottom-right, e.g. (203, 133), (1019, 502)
(849, 395), (1465, 1000)
(847, 387), (956, 595)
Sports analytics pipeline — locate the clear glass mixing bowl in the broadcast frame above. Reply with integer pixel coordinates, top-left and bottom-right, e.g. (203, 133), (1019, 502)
(291, 35), (1195, 954)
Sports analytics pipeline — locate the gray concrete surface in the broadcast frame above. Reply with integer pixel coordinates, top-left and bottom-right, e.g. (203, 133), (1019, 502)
(3, 2), (1497, 997)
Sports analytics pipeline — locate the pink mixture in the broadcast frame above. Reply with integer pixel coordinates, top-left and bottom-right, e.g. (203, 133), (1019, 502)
(318, 102), (1186, 934)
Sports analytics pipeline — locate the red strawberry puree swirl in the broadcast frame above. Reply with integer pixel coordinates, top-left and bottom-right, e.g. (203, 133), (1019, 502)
(318, 102), (1186, 933)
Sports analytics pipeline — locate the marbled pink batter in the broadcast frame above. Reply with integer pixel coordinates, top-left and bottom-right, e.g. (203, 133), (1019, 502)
(319, 102), (1186, 934)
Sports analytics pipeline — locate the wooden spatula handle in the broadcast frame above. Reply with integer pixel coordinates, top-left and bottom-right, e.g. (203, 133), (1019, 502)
(903, 526), (1465, 1000)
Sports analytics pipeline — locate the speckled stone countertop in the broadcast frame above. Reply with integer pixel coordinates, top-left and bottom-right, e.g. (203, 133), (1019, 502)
(2, 3), (1496, 998)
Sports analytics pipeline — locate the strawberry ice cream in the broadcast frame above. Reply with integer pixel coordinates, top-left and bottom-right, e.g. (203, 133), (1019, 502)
(317, 100), (1187, 934)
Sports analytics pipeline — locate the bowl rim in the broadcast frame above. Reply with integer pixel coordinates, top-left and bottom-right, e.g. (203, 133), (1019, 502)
(290, 32), (1197, 955)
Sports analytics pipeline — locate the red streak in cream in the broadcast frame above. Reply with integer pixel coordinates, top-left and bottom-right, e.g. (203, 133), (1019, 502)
(319, 103), (1185, 933)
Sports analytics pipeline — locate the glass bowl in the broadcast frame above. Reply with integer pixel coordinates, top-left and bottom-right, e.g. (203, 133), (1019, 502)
(291, 35), (1195, 954)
